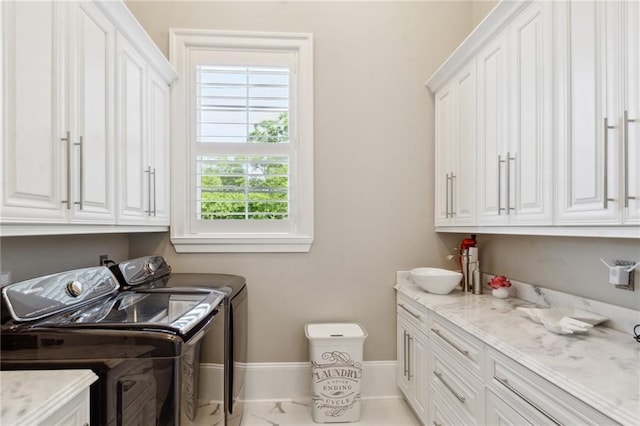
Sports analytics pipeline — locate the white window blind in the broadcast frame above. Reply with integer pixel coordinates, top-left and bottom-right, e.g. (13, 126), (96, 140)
(195, 65), (291, 221)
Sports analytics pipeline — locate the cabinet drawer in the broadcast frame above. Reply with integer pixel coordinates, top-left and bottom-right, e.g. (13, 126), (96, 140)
(397, 293), (429, 331)
(486, 348), (619, 426)
(428, 313), (484, 377)
(430, 339), (484, 424)
(430, 385), (466, 426)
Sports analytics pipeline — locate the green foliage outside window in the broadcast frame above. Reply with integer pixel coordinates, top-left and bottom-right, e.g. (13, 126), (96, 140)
(199, 113), (290, 220)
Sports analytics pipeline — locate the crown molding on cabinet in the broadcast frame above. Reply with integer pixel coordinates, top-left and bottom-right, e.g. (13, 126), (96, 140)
(425, 0), (531, 93)
(95, 1), (178, 83)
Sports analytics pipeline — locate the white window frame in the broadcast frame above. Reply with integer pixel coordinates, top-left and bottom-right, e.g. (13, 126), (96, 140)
(169, 29), (313, 253)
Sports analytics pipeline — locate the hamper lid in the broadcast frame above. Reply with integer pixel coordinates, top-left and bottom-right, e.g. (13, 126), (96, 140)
(305, 323), (367, 338)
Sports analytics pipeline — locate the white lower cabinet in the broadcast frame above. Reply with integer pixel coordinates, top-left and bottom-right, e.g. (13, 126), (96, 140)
(396, 298), (619, 426)
(42, 387), (91, 426)
(429, 339), (485, 425)
(397, 298), (429, 424)
(486, 389), (530, 426)
(486, 348), (618, 426)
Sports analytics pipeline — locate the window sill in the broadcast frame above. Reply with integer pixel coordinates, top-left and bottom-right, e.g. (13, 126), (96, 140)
(170, 235), (313, 253)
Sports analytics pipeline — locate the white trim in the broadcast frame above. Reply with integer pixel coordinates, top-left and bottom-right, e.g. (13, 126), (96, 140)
(94, 1), (177, 84)
(425, 0), (530, 93)
(198, 361), (400, 404)
(0, 224), (168, 237)
(169, 29), (314, 253)
(435, 225), (640, 239)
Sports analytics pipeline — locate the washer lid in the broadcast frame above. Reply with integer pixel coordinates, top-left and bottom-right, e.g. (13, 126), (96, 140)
(2, 267), (119, 322)
(34, 288), (225, 339)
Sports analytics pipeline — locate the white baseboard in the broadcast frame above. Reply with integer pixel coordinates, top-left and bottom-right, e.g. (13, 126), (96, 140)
(198, 361), (400, 403)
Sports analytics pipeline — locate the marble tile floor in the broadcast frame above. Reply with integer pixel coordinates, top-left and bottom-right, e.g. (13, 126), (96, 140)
(189, 398), (421, 426)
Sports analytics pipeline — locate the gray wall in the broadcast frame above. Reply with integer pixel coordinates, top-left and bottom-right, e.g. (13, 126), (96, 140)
(0, 234), (130, 282)
(471, 0), (498, 28)
(125, 0), (474, 363)
(438, 233), (640, 309)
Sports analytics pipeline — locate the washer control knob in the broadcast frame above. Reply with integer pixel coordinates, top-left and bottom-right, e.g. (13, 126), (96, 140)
(143, 261), (157, 274)
(66, 280), (83, 298)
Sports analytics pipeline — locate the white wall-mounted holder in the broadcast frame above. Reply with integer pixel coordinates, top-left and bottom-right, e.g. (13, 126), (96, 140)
(600, 259), (638, 291)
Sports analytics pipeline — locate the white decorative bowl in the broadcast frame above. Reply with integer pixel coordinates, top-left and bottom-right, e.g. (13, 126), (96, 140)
(410, 267), (462, 295)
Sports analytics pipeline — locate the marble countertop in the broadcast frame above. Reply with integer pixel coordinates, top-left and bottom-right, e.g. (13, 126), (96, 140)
(1, 369), (98, 425)
(395, 277), (640, 426)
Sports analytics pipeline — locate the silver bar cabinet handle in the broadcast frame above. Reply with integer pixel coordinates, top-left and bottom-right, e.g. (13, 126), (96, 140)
(508, 152), (516, 213)
(624, 110), (637, 207)
(604, 118), (615, 208)
(495, 376), (563, 425)
(403, 330), (409, 377)
(145, 167), (152, 215)
(431, 328), (469, 356)
(399, 303), (421, 320)
(152, 168), (157, 216)
(61, 131), (71, 209)
(74, 136), (84, 209)
(434, 371), (465, 403)
(450, 172), (456, 217)
(498, 155), (505, 215)
(407, 336), (413, 380)
(445, 173), (450, 218)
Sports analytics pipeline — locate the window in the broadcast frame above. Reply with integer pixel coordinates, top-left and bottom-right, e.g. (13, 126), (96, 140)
(170, 30), (313, 252)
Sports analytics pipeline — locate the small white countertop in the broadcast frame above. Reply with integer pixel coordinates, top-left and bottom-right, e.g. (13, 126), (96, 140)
(1, 369), (98, 425)
(395, 278), (640, 426)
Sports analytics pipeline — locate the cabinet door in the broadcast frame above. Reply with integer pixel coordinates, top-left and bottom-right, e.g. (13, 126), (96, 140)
(147, 69), (170, 225)
(117, 34), (148, 223)
(555, 0), (621, 224)
(396, 314), (411, 398)
(411, 330), (428, 423)
(397, 312), (428, 424)
(508, 1), (553, 225)
(434, 83), (455, 226)
(453, 62), (477, 226)
(477, 33), (509, 225)
(624, 0), (640, 223)
(70, 1), (116, 222)
(1, 1), (67, 222)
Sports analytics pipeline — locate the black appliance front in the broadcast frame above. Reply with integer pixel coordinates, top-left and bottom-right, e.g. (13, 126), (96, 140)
(110, 257), (248, 426)
(0, 267), (225, 426)
(1, 329), (187, 426)
(168, 273), (248, 426)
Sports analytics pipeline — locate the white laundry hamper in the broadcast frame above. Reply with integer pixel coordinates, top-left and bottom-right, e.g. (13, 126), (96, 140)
(304, 323), (368, 423)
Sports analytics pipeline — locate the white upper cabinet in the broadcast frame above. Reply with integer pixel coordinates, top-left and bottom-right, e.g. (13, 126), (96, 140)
(70, 1), (116, 222)
(1, 0), (177, 236)
(147, 69), (171, 224)
(2, 1), (67, 222)
(478, 1), (553, 226)
(2, 1), (115, 224)
(116, 35), (171, 226)
(117, 33), (147, 223)
(477, 32), (509, 226)
(506, 1), (553, 225)
(435, 62), (477, 226)
(555, 0), (639, 226)
(625, 0), (640, 224)
(427, 0), (637, 237)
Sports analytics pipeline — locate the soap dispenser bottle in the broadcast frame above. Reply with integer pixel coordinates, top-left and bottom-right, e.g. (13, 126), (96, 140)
(459, 235), (477, 292)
